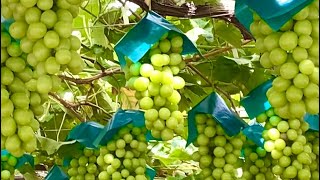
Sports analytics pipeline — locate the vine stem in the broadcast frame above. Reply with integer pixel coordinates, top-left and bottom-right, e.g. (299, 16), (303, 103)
(187, 64), (239, 115)
(49, 92), (85, 122)
(58, 68), (122, 84)
(81, 56), (105, 70)
(118, 0), (142, 20)
(185, 40), (252, 63)
(56, 112), (67, 141)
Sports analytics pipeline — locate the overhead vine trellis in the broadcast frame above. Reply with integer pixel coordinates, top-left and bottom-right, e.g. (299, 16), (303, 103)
(127, 0), (253, 39)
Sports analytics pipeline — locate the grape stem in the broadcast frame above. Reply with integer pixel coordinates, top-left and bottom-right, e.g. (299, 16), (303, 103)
(49, 91), (113, 122)
(118, 0), (142, 20)
(58, 67), (121, 84)
(187, 64), (239, 115)
(81, 55), (105, 70)
(185, 40), (252, 63)
(49, 92), (85, 122)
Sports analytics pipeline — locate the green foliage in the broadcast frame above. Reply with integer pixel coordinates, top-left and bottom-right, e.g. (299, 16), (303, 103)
(214, 20), (243, 48)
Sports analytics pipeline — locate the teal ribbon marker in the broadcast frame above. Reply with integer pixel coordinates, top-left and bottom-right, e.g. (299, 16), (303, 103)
(240, 79), (273, 120)
(114, 10), (199, 67)
(235, 0), (314, 31)
(187, 92), (248, 146)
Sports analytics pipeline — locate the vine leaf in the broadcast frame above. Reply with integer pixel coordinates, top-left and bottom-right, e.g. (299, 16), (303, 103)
(185, 85), (207, 97)
(168, 148), (192, 161)
(214, 20), (242, 48)
(91, 22), (111, 49)
(95, 83), (118, 112)
(120, 88), (138, 109)
(178, 73), (199, 84)
(225, 56), (252, 65)
(18, 164), (39, 180)
(245, 68), (272, 93)
(101, 8), (122, 25)
(36, 135), (77, 155)
(85, 0), (100, 17)
(56, 142), (84, 160)
(211, 56), (241, 83)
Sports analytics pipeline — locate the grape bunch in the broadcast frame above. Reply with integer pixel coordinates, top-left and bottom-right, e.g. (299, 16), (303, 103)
(254, 108), (319, 179)
(1, 26), (40, 157)
(191, 114), (245, 180)
(250, 0), (319, 119)
(1, 0), (85, 156)
(67, 147), (101, 180)
(240, 141), (275, 180)
(123, 33), (186, 141)
(67, 124), (150, 180)
(1, 153), (18, 180)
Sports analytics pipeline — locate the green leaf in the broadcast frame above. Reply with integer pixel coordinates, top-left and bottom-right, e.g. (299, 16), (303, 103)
(224, 56), (252, 65)
(185, 85), (207, 97)
(178, 72), (199, 84)
(91, 22), (111, 49)
(194, 62), (214, 82)
(84, 0), (99, 17)
(212, 56), (241, 83)
(168, 148), (192, 161)
(105, 27), (128, 45)
(101, 8), (122, 25)
(102, 74), (126, 89)
(214, 20), (242, 48)
(172, 19), (193, 33)
(215, 82), (241, 95)
(36, 135), (77, 155)
(56, 142), (84, 160)
(234, 65), (251, 84)
(245, 68), (272, 93)
(178, 95), (192, 112)
(95, 84), (117, 112)
(190, 19), (210, 29)
(18, 164), (39, 180)
(183, 88), (207, 108)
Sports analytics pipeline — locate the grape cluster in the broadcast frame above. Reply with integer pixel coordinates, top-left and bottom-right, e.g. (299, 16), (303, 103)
(67, 124), (150, 180)
(250, 0), (319, 119)
(240, 141), (274, 180)
(123, 33), (186, 141)
(1, 153), (18, 180)
(67, 147), (101, 180)
(191, 114), (245, 180)
(1, 0), (85, 156)
(253, 108), (319, 179)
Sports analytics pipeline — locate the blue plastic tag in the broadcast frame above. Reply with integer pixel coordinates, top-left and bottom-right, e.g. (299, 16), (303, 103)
(114, 10), (199, 67)
(146, 165), (156, 180)
(187, 92), (248, 146)
(235, 0), (254, 31)
(45, 165), (68, 180)
(236, 0), (314, 31)
(66, 121), (104, 148)
(240, 79), (273, 119)
(242, 124), (265, 148)
(93, 109), (145, 146)
(304, 113), (319, 131)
